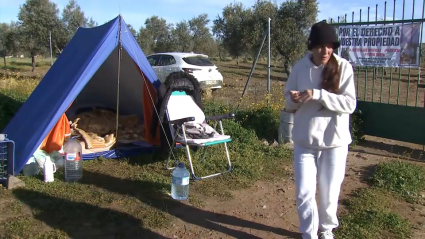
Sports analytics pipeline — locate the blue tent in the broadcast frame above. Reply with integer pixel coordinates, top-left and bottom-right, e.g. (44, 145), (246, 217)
(3, 15), (161, 175)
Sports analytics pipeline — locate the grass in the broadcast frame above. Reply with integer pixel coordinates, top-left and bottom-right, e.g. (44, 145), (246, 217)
(336, 188), (411, 239)
(370, 160), (425, 204)
(0, 57), (53, 74)
(335, 160), (425, 238)
(0, 74), (41, 130)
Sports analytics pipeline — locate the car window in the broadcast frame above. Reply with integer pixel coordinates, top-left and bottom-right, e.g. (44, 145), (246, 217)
(157, 55), (177, 66)
(147, 55), (161, 66)
(183, 56), (214, 66)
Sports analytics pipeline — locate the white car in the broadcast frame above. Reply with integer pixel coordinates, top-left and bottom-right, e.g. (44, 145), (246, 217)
(146, 52), (224, 89)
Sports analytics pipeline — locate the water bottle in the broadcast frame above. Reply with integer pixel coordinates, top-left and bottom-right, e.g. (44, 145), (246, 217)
(43, 156), (56, 183)
(63, 138), (83, 182)
(171, 162), (190, 200)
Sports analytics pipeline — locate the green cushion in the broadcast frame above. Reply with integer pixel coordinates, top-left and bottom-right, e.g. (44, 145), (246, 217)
(171, 91), (187, 96)
(204, 139), (232, 146)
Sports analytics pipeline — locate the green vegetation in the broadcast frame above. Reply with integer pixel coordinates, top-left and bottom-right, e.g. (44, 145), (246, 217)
(336, 188), (411, 239)
(336, 160), (425, 238)
(0, 75), (40, 130)
(349, 109), (365, 146)
(371, 160), (425, 204)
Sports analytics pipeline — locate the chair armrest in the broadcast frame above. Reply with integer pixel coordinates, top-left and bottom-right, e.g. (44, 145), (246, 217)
(168, 117), (195, 125)
(205, 113), (235, 121)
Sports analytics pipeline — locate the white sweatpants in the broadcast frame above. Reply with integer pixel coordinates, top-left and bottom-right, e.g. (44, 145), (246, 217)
(293, 143), (348, 239)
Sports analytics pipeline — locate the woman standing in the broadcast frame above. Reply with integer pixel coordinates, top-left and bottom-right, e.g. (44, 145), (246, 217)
(283, 21), (357, 239)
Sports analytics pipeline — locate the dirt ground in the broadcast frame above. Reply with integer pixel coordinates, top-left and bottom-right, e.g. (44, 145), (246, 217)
(153, 136), (425, 239)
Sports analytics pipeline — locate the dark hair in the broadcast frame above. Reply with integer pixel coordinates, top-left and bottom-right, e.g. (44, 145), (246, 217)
(321, 54), (340, 94)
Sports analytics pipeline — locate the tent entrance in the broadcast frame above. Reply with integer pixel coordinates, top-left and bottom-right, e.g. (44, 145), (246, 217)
(64, 46), (154, 158)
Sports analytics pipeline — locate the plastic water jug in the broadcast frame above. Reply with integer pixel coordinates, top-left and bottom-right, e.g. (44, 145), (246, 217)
(63, 138), (83, 182)
(278, 109), (295, 144)
(171, 162), (190, 200)
(43, 156), (56, 183)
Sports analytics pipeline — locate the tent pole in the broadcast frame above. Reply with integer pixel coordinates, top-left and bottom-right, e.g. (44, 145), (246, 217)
(115, 15), (122, 139)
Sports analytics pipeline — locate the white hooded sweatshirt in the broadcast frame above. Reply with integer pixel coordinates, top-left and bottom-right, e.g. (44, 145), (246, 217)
(284, 53), (357, 149)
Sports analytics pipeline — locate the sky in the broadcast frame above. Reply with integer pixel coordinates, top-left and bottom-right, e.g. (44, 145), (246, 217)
(0, 0), (424, 39)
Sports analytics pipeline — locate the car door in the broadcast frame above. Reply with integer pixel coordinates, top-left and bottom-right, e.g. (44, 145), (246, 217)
(146, 55), (165, 82)
(157, 54), (179, 79)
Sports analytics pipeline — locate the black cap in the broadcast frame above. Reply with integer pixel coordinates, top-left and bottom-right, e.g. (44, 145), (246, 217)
(307, 21), (340, 50)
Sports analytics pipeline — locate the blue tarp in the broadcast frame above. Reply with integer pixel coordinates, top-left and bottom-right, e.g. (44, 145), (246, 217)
(3, 15), (161, 175)
(80, 141), (157, 161)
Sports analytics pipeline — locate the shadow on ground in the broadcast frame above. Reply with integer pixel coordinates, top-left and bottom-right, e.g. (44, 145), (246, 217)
(12, 189), (169, 238)
(350, 164), (377, 185)
(351, 139), (425, 162)
(79, 170), (301, 239)
(12, 170), (300, 238)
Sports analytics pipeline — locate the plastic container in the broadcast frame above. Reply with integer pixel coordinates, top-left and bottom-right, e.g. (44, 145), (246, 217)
(0, 134), (14, 184)
(171, 162), (190, 200)
(278, 109), (295, 144)
(63, 138), (83, 182)
(43, 156), (56, 183)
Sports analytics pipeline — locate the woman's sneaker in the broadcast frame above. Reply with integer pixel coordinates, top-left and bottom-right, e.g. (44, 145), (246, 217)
(319, 231), (334, 239)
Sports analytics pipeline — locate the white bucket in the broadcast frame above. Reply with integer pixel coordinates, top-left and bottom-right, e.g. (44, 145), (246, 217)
(278, 109), (295, 144)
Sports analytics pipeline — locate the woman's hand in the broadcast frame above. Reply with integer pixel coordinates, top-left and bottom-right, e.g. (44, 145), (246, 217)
(290, 90), (313, 103)
(289, 91), (301, 103)
(297, 89), (313, 103)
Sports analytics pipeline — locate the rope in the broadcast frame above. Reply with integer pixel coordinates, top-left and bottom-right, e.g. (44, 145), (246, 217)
(139, 72), (179, 164)
(121, 20), (179, 164)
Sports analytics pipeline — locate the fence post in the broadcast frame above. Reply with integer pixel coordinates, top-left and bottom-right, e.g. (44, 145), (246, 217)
(267, 17), (271, 106)
(49, 31), (53, 66)
(237, 29), (268, 109)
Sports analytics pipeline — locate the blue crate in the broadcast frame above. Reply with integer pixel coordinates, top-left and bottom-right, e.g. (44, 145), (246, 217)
(0, 135), (15, 184)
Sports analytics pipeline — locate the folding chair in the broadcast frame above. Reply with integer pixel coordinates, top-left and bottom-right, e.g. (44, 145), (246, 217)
(165, 90), (234, 180)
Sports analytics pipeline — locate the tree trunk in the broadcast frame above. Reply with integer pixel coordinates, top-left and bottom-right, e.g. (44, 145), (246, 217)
(236, 56), (239, 66)
(31, 53), (36, 72)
